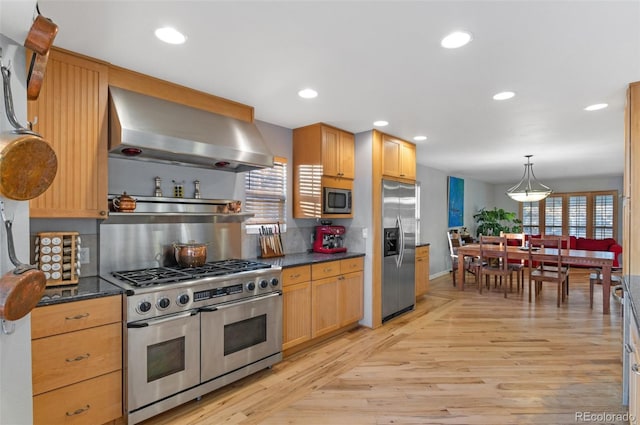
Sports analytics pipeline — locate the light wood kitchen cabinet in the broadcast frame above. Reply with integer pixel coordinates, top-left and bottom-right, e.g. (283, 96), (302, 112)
(282, 265), (312, 350)
(415, 245), (430, 297)
(28, 48), (109, 218)
(282, 257), (364, 353)
(31, 295), (122, 425)
(382, 134), (416, 181)
(624, 81), (640, 276)
(292, 123), (355, 218)
(339, 271), (364, 326)
(312, 275), (341, 338)
(311, 258), (364, 338)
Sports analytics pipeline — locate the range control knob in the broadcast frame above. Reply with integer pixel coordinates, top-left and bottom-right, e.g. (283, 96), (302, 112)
(246, 281), (256, 291)
(259, 279), (269, 289)
(157, 297), (170, 310)
(270, 278), (279, 287)
(138, 300), (152, 314)
(177, 294), (190, 306)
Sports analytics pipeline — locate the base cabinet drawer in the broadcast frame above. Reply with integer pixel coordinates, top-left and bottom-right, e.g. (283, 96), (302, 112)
(33, 370), (122, 425)
(32, 295), (122, 339)
(32, 322), (122, 395)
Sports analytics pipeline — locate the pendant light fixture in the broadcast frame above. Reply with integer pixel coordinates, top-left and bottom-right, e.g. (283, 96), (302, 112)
(505, 155), (552, 202)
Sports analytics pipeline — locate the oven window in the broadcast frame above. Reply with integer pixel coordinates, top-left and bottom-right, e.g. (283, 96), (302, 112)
(224, 314), (267, 356)
(328, 192), (346, 209)
(147, 337), (186, 382)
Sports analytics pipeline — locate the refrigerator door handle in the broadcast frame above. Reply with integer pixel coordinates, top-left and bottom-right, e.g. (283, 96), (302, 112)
(397, 215), (405, 268)
(394, 216), (401, 268)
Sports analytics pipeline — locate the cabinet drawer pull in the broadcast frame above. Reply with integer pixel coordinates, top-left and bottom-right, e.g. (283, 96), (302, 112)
(65, 313), (90, 320)
(66, 353), (90, 362)
(66, 405), (90, 416)
(324, 268), (334, 273)
(289, 273), (301, 279)
(338, 276), (345, 280)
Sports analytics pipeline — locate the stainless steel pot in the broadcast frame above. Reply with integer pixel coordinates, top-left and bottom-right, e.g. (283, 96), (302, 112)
(172, 241), (208, 268)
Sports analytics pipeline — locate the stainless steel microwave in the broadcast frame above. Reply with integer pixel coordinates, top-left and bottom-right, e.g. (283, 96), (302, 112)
(323, 187), (352, 214)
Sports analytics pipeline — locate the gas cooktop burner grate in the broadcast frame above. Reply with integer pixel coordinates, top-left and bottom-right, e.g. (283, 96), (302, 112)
(112, 259), (273, 287)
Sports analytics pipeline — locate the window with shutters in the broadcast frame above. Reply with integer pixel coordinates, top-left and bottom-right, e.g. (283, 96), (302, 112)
(545, 196), (563, 235)
(522, 201), (540, 235)
(568, 195), (587, 237)
(518, 190), (617, 239)
(244, 157), (287, 232)
(594, 194), (615, 239)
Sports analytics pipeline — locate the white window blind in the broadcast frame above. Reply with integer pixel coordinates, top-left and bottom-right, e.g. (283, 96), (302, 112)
(244, 158), (287, 230)
(522, 201), (540, 235)
(544, 196), (563, 235)
(593, 194), (614, 239)
(568, 195), (587, 238)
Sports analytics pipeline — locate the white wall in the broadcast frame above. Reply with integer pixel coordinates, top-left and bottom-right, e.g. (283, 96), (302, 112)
(0, 14), (37, 424)
(353, 131), (374, 327)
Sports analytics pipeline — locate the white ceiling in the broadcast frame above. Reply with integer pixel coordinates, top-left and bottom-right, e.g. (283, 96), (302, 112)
(37, 0), (640, 184)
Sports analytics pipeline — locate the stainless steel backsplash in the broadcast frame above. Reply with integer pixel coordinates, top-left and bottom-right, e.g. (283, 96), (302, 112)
(99, 221), (242, 273)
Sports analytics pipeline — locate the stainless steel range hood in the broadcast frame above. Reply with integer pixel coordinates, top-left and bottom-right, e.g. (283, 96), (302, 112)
(109, 86), (274, 172)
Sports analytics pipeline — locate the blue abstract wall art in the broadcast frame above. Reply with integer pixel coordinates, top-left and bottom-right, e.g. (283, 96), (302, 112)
(448, 176), (464, 228)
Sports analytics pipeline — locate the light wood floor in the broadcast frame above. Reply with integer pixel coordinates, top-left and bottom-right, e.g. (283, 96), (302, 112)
(141, 270), (625, 425)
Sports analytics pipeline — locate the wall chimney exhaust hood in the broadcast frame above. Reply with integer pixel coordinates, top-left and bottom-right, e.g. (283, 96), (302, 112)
(109, 86), (274, 172)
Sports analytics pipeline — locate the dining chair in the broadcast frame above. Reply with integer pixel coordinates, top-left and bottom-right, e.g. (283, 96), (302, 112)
(528, 237), (569, 307)
(478, 235), (512, 297)
(529, 234), (571, 296)
(447, 231), (480, 287)
(500, 231), (526, 293)
(589, 267), (623, 309)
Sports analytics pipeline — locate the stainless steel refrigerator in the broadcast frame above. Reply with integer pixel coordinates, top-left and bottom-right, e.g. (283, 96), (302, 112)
(382, 179), (416, 323)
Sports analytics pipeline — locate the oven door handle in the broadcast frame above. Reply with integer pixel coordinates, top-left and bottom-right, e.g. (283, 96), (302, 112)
(127, 310), (198, 328)
(200, 292), (282, 313)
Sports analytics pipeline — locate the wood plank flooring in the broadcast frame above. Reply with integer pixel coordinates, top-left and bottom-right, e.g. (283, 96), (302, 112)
(141, 270), (625, 425)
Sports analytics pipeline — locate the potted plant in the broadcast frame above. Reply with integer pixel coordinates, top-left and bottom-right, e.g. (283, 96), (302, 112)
(473, 207), (522, 237)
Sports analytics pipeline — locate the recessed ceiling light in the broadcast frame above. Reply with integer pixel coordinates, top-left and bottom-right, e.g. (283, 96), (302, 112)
(413, 136), (427, 141)
(155, 27), (187, 44)
(584, 103), (608, 111)
(298, 88), (318, 99)
(441, 31), (472, 49)
(493, 91), (515, 101)
(373, 120), (389, 127)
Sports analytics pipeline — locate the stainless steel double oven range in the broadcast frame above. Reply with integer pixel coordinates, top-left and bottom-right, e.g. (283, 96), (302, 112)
(100, 196), (282, 424)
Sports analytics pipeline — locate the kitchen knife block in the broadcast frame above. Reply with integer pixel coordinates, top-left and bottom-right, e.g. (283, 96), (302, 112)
(258, 234), (284, 259)
(35, 232), (81, 286)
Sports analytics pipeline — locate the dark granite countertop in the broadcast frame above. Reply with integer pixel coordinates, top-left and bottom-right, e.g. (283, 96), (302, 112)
(416, 242), (430, 247)
(254, 251), (365, 268)
(36, 276), (123, 307)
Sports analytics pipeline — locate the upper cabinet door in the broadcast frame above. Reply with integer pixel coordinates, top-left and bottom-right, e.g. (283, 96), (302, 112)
(339, 131), (355, 179)
(28, 48), (109, 218)
(322, 126), (354, 179)
(322, 126), (341, 177)
(400, 142), (416, 180)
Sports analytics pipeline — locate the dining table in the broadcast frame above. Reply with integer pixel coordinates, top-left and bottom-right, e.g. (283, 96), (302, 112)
(456, 243), (616, 314)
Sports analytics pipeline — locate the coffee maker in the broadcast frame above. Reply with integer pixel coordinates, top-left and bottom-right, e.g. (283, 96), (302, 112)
(312, 225), (347, 254)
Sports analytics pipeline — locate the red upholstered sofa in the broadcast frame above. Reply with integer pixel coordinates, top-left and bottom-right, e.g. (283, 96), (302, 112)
(524, 235), (622, 267)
